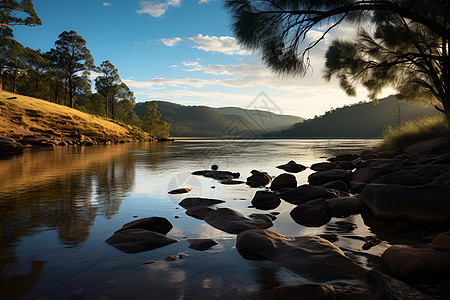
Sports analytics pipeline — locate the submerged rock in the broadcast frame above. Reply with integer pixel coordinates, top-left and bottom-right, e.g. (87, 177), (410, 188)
(276, 160), (307, 173)
(251, 191), (281, 210)
(220, 179), (245, 185)
(246, 170), (272, 188)
(178, 197), (225, 209)
(270, 173), (297, 191)
(168, 188), (191, 194)
(187, 239), (218, 251)
(105, 229), (177, 253)
(192, 170), (240, 180)
(236, 229), (367, 282)
(114, 217), (173, 235)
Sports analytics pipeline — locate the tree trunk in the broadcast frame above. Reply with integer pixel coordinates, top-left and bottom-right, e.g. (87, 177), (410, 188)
(0, 71), (3, 91)
(68, 76), (73, 108)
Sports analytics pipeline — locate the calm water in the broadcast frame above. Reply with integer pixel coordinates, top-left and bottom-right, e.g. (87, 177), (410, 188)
(0, 139), (383, 299)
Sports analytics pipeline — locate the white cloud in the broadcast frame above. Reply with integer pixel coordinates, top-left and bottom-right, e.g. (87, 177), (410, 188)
(198, 0), (211, 3)
(160, 37), (182, 47)
(188, 34), (251, 55)
(123, 77), (215, 88)
(136, 0), (181, 17)
(103, 2), (112, 6)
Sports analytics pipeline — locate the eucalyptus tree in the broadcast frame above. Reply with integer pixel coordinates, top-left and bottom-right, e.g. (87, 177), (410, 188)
(225, 0), (450, 116)
(50, 30), (95, 108)
(0, 0), (41, 28)
(22, 48), (51, 97)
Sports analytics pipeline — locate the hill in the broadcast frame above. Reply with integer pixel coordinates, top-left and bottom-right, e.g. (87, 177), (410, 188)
(0, 91), (152, 149)
(268, 96), (438, 138)
(134, 101), (303, 137)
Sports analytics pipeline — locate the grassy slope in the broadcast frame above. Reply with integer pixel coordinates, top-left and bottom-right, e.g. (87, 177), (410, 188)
(0, 91), (150, 141)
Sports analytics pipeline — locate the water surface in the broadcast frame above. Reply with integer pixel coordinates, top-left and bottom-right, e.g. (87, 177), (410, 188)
(0, 139), (382, 299)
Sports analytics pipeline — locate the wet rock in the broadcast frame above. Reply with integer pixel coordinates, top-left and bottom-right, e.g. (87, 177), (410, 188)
(361, 183), (450, 223)
(318, 233), (338, 243)
(310, 162), (338, 172)
(0, 137), (24, 153)
(276, 160), (306, 173)
(279, 184), (337, 205)
(329, 153), (359, 162)
(163, 252), (188, 261)
(360, 150), (379, 159)
(290, 199), (331, 227)
(326, 196), (364, 218)
(168, 188), (191, 194)
(404, 136), (449, 155)
(114, 217), (173, 235)
(236, 229), (367, 282)
(372, 170), (430, 186)
(352, 166), (398, 183)
(349, 180), (366, 194)
(211, 164), (218, 171)
(105, 229), (178, 253)
(186, 207), (273, 234)
(256, 284), (336, 300)
(192, 170), (240, 180)
(220, 179), (245, 185)
(432, 232), (450, 252)
(246, 170), (272, 187)
(377, 150), (402, 159)
(187, 239), (218, 251)
(321, 180), (349, 192)
(270, 173), (297, 190)
(367, 270), (434, 300)
(308, 169), (352, 186)
(413, 164), (450, 178)
(338, 161), (355, 170)
(251, 191), (281, 210)
(381, 245), (450, 280)
(178, 197), (225, 209)
(362, 238), (382, 250)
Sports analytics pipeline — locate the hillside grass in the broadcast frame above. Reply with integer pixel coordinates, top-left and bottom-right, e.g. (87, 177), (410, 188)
(0, 91), (150, 140)
(378, 115), (450, 151)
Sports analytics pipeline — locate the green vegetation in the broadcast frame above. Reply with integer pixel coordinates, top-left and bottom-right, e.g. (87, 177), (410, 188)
(378, 116), (450, 151)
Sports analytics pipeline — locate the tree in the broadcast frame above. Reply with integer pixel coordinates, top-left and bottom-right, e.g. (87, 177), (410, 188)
(22, 48), (51, 97)
(0, 0), (41, 28)
(95, 60), (135, 120)
(50, 30), (95, 108)
(141, 101), (170, 137)
(225, 0), (450, 116)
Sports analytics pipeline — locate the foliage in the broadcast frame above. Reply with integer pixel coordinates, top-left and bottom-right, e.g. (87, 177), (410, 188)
(0, 0), (41, 28)
(141, 102), (170, 138)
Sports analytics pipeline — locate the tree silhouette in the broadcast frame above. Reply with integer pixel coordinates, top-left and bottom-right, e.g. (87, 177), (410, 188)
(0, 0), (41, 28)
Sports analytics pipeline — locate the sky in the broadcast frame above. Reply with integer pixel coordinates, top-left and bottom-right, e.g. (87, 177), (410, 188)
(12, 0), (390, 118)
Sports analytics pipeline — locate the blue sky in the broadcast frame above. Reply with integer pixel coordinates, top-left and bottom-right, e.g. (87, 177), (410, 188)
(12, 0), (387, 118)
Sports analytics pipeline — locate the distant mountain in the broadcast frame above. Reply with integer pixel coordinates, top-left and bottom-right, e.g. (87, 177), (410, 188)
(268, 96), (438, 138)
(134, 101), (303, 137)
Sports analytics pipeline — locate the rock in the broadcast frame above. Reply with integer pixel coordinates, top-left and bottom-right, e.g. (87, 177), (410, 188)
(220, 179), (245, 185)
(276, 160), (307, 173)
(329, 153), (359, 162)
(192, 170), (240, 180)
(114, 217), (173, 235)
(163, 253), (188, 261)
(326, 196), (364, 218)
(308, 169), (352, 186)
(377, 150), (402, 159)
(435, 171), (450, 185)
(178, 197), (225, 209)
(246, 170), (272, 187)
(279, 184), (338, 205)
(352, 166), (399, 183)
(187, 239), (218, 251)
(362, 238), (381, 250)
(413, 164), (450, 178)
(404, 136), (449, 155)
(432, 232), (450, 252)
(361, 183), (450, 223)
(186, 207), (273, 234)
(310, 162), (338, 172)
(236, 229), (367, 282)
(0, 138), (24, 153)
(372, 170), (430, 186)
(360, 150), (379, 159)
(256, 284), (336, 300)
(290, 199), (331, 227)
(211, 164), (218, 170)
(270, 173), (297, 190)
(338, 161), (355, 170)
(381, 245), (450, 279)
(367, 270), (434, 300)
(168, 188), (191, 194)
(251, 191), (281, 210)
(349, 180), (366, 194)
(105, 229), (178, 253)
(321, 180), (349, 192)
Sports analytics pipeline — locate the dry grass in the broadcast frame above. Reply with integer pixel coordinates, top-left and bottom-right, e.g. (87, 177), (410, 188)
(0, 91), (150, 140)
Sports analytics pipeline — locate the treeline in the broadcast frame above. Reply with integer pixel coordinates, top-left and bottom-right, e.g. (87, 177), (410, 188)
(0, 27), (170, 138)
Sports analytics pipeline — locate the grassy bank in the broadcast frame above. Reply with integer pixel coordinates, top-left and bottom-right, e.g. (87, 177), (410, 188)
(0, 91), (152, 142)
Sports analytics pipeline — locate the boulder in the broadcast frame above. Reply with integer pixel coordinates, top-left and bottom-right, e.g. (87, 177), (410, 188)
(168, 188), (191, 194)
(367, 270), (434, 300)
(404, 136), (449, 155)
(0, 137), (24, 153)
(381, 245), (450, 279)
(352, 165), (400, 183)
(178, 197), (225, 209)
(308, 169), (352, 186)
(192, 170), (240, 180)
(413, 164), (450, 178)
(328, 153), (359, 162)
(256, 284), (336, 300)
(211, 164), (218, 171)
(321, 180), (349, 192)
(276, 160), (307, 173)
(279, 184), (337, 205)
(349, 180), (367, 194)
(270, 173), (297, 190)
(105, 229), (177, 253)
(432, 232), (450, 252)
(114, 217), (173, 235)
(220, 179), (245, 185)
(186, 207), (273, 234)
(290, 199), (331, 227)
(236, 229), (367, 282)
(338, 161), (355, 170)
(361, 183), (450, 223)
(251, 191), (281, 210)
(372, 170), (430, 186)
(326, 196), (364, 218)
(310, 162), (338, 172)
(246, 170), (271, 187)
(360, 150), (379, 159)
(187, 239), (218, 251)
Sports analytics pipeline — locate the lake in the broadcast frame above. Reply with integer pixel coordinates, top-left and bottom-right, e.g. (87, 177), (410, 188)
(0, 139), (382, 299)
